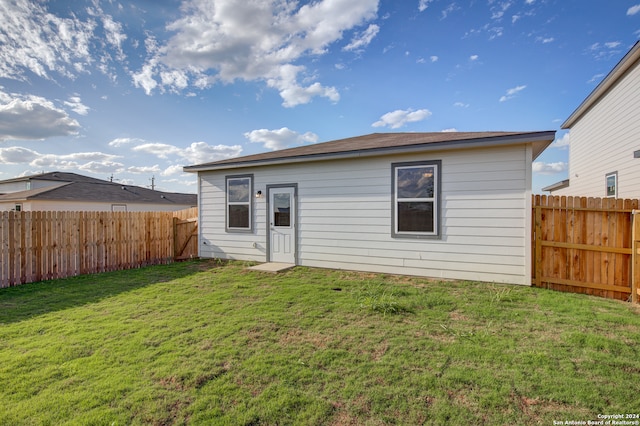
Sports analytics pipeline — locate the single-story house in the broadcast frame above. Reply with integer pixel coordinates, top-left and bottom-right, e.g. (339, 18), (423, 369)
(184, 131), (555, 285)
(544, 41), (640, 198)
(0, 172), (197, 212)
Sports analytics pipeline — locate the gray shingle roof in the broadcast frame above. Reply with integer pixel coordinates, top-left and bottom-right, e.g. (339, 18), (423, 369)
(184, 131), (556, 172)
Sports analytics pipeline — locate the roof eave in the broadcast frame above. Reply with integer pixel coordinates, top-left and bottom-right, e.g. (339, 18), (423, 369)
(562, 41), (640, 129)
(541, 179), (570, 192)
(184, 131), (556, 173)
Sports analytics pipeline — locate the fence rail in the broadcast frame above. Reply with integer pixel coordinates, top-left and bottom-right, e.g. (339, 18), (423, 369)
(532, 195), (640, 303)
(0, 207), (198, 288)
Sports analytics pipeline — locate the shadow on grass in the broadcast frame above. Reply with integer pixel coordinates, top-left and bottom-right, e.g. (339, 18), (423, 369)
(0, 259), (217, 325)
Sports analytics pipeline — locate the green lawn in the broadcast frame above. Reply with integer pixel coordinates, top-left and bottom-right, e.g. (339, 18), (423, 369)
(1, 260), (639, 425)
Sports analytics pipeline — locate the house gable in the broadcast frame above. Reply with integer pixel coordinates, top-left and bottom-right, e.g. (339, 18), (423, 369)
(550, 41), (640, 198)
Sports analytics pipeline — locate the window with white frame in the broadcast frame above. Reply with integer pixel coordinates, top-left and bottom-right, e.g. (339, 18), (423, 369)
(392, 161), (441, 238)
(605, 171), (617, 198)
(226, 175), (253, 231)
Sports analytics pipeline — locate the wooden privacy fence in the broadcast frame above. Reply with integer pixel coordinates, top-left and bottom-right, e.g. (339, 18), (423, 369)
(0, 207), (198, 288)
(532, 195), (639, 303)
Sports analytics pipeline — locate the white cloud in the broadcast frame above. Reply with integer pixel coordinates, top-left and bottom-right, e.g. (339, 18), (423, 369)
(180, 141), (243, 164)
(499, 84), (526, 102)
(441, 3), (460, 20)
(0, 145), (123, 172)
(453, 102), (469, 108)
(587, 73), (605, 84)
(132, 63), (159, 95)
(418, 0), (435, 12)
(343, 24), (380, 52)
(108, 137), (146, 147)
(125, 139), (242, 165)
(470, 54), (479, 61)
(372, 108), (432, 129)
(244, 127), (319, 151)
(100, 13), (127, 61)
(441, 128), (458, 132)
(0, 97), (80, 141)
(134, 0), (379, 106)
(78, 161), (125, 174)
(0, 146), (40, 163)
(162, 165), (186, 176)
(550, 133), (570, 149)
(532, 161), (568, 175)
(132, 143), (179, 159)
(0, 0), (123, 82)
(127, 165), (162, 175)
(627, 4), (640, 15)
(430, 55), (439, 62)
(64, 95), (90, 116)
(588, 41), (623, 60)
(490, 1), (512, 20)
(266, 64), (340, 108)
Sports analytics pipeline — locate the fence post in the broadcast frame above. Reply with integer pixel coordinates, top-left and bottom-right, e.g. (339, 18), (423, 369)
(632, 210), (638, 304)
(534, 203), (542, 287)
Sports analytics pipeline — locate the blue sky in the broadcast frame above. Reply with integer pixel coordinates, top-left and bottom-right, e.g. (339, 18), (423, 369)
(0, 0), (638, 194)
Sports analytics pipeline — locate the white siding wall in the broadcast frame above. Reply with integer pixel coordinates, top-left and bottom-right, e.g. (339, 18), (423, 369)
(557, 60), (640, 198)
(199, 144), (532, 285)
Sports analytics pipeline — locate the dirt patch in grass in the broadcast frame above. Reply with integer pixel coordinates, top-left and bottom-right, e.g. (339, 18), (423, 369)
(278, 327), (332, 349)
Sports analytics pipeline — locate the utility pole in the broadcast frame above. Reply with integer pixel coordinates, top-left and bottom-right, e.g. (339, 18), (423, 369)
(150, 175), (155, 191)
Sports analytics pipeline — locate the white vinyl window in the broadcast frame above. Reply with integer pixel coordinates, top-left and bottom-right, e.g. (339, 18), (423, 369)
(226, 175), (253, 231)
(392, 161), (440, 238)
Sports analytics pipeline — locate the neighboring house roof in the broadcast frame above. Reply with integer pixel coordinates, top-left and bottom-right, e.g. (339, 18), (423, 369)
(0, 172), (197, 205)
(0, 171), (110, 187)
(562, 41), (640, 129)
(184, 131), (556, 172)
(541, 179), (570, 192)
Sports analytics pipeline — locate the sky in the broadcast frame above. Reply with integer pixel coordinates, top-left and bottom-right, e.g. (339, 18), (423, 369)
(0, 0), (638, 194)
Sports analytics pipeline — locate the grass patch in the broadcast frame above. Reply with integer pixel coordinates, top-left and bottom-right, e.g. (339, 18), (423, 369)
(1, 260), (639, 424)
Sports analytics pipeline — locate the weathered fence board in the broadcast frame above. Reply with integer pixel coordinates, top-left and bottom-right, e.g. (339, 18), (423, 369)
(532, 195), (640, 303)
(0, 207), (198, 288)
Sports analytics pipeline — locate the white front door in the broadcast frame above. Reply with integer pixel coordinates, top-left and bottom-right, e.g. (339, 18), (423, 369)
(269, 186), (296, 264)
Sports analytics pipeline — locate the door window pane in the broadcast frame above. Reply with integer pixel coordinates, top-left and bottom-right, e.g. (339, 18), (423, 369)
(606, 172), (617, 198)
(273, 193), (291, 227)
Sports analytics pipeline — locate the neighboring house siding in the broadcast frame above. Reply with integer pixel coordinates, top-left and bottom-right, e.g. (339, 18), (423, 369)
(0, 182), (30, 193)
(199, 144), (532, 285)
(556, 59), (640, 198)
(0, 201), (194, 212)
